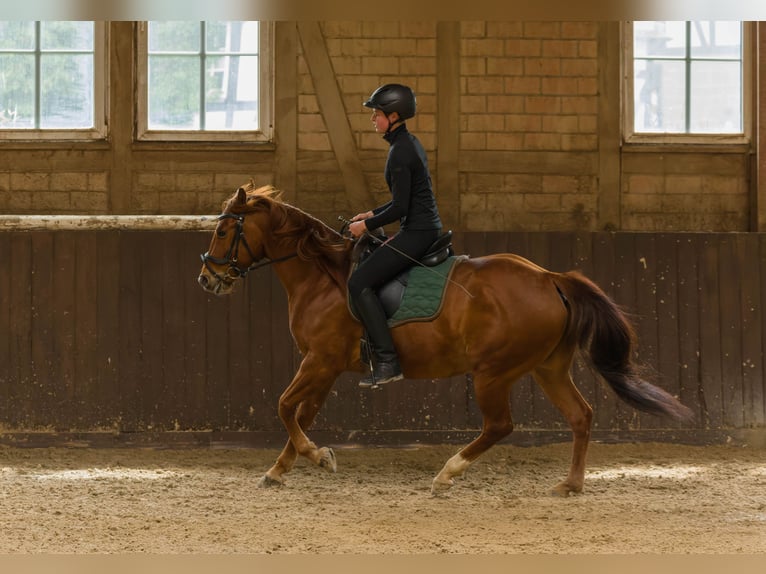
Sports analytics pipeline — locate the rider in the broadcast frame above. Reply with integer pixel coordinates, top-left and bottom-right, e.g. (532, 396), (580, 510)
(348, 83), (443, 388)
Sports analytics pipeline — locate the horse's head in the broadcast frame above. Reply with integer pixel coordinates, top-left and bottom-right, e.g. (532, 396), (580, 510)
(198, 183), (276, 295)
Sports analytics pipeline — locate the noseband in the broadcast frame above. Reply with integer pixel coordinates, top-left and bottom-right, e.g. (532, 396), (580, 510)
(200, 212), (297, 283)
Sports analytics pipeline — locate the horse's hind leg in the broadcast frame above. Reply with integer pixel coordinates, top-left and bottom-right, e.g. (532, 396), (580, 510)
(532, 359), (593, 497)
(259, 439), (297, 488)
(432, 371), (514, 495)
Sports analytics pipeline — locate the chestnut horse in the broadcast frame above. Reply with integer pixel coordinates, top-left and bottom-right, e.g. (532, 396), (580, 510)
(198, 183), (693, 496)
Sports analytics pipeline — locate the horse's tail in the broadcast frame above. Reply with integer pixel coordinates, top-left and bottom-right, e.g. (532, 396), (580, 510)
(554, 270), (694, 422)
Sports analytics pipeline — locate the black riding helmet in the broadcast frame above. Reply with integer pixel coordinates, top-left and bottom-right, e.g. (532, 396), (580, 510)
(363, 84), (416, 120)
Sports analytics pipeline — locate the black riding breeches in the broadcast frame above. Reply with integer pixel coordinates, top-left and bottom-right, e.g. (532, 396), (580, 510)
(347, 228), (441, 299)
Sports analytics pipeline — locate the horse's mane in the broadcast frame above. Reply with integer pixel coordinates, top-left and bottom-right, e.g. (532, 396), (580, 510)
(224, 181), (351, 290)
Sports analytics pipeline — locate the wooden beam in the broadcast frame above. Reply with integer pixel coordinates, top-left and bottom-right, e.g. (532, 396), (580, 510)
(296, 22), (374, 209)
(274, 22), (299, 203)
(109, 22), (134, 214)
(0, 215), (217, 231)
(597, 21), (621, 231)
(757, 23), (766, 231)
(437, 22), (461, 231)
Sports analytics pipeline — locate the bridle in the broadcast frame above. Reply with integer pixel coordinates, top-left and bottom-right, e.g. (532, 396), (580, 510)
(200, 212), (298, 284)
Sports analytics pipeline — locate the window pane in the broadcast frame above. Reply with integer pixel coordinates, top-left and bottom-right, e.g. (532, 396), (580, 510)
(0, 20), (101, 134)
(691, 21), (741, 59)
(41, 21), (93, 51)
(235, 55), (259, 102)
(690, 61), (741, 133)
(634, 59), (686, 132)
(0, 21), (35, 50)
(205, 55), (258, 130)
(206, 21), (231, 53)
(149, 21), (200, 53)
(148, 56), (200, 129)
(634, 21), (687, 59)
(206, 21), (258, 54)
(239, 22), (259, 53)
(40, 54), (93, 128)
(633, 21), (743, 136)
(0, 54), (35, 128)
(145, 21), (262, 133)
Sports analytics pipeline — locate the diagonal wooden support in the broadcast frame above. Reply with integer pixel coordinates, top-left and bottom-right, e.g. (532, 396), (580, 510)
(297, 21), (375, 210)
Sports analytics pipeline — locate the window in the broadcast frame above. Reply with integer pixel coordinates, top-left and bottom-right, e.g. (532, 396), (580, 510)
(137, 21), (273, 142)
(624, 21), (750, 144)
(0, 21), (106, 140)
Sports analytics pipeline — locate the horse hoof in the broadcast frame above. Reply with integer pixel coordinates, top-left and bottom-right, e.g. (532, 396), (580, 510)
(257, 474), (284, 489)
(430, 477), (454, 496)
(550, 481), (580, 497)
(318, 447), (337, 473)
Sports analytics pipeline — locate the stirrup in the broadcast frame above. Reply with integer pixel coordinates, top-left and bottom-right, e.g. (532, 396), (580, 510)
(359, 362), (403, 389)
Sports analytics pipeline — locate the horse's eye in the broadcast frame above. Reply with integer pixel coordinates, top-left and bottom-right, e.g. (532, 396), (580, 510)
(216, 229), (227, 238)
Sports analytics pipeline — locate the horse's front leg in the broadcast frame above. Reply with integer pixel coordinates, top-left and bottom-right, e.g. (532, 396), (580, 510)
(259, 396), (335, 487)
(260, 355), (339, 486)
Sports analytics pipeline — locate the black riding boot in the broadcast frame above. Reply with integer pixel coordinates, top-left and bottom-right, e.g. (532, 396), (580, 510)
(354, 287), (403, 388)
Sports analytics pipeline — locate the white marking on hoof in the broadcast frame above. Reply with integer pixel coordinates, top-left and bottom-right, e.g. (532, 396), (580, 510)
(431, 453), (471, 495)
(258, 474), (284, 488)
(443, 452), (471, 478)
(431, 477), (454, 495)
(318, 447), (337, 473)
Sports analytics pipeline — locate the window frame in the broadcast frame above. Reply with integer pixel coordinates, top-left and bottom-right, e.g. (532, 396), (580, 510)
(622, 20), (753, 147)
(0, 21), (108, 142)
(135, 21), (274, 143)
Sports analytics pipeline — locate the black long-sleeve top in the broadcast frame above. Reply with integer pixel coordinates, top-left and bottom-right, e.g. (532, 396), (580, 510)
(364, 123), (442, 232)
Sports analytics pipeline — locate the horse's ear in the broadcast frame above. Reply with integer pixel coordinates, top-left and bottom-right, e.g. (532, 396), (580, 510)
(235, 186), (247, 205)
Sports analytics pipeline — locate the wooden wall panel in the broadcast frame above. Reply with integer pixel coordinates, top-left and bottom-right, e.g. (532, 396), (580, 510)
(676, 236), (703, 421)
(738, 234), (763, 427)
(698, 237), (724, 428)
(655, 234), (682, 429)
(30, 233), (55, 426)
(0, 230), (764, 440)
(758, 236), (766, 425)
(116, 232), (143, 430)
(718, 236), (745, 427)
(73, 232), (100, 428)
(0, 234), (10, 424)
(8, 235), (33, 428)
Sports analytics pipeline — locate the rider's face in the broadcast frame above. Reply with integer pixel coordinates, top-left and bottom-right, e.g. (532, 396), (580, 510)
(371, 108), (396, 133)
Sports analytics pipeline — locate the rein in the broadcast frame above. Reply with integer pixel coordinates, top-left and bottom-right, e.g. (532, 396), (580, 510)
(200, 212), (298, 283)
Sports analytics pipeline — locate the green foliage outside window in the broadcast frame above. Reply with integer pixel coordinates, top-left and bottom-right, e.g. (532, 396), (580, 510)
(0, 21), (94, 129)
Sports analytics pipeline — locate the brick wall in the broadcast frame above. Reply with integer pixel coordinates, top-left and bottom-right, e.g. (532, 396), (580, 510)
(0, 21), (754, 232)
(294, 21), (439, 219)
(459, 21), (599, 154)
(621, 152), (750, 231)
(458, 21), (600, 231)
(0, 171), (109, 214)
(292, 21), (608, 230)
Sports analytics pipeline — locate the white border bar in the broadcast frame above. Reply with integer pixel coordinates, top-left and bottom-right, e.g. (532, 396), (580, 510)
(0, 215), (218, 231)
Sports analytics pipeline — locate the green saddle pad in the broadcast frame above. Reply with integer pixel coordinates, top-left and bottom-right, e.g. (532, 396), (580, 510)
(388, 256), (462, 327)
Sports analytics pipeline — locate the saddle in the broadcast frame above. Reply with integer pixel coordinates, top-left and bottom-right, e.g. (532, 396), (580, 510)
(348, 230), (456, 325)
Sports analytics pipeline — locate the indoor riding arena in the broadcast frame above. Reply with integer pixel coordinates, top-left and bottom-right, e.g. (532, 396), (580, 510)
(1, 13), (765, 559)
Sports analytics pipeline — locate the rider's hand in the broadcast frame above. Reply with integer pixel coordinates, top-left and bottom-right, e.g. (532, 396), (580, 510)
(350, 211), (373, 222)
(349, 220), (367, 238)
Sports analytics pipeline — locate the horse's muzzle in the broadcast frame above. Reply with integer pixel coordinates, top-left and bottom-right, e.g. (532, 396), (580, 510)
(197, 271), (233, 295)
(197, 273), (220, 295)
(197, 273), (211, 290)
